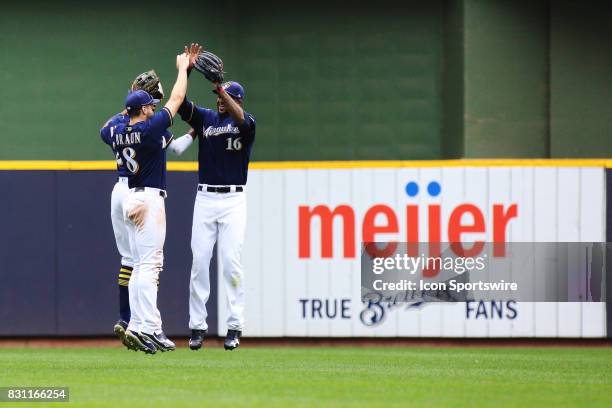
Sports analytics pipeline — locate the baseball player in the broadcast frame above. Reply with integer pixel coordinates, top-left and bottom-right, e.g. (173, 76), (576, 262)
(101, 70), (196, 350)
(178, 75), (257, 351)
(100, 52), (191, 354)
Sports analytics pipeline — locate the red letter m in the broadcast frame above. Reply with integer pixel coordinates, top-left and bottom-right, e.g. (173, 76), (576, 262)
(298, 205), (355, 259)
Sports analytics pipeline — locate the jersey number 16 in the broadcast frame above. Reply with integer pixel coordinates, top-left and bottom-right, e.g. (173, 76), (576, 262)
(116, 147), (140, 174)
(226, 137), (242, 151)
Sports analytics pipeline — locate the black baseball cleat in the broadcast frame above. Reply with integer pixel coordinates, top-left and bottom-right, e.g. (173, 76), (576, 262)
(114, 320), (138, 351)
(113, 320), (127, 341)
(224, 329), (241, 351)
(125, 330), (157, 355)
(189, 329), (207, 351)
(141, 331), (176, 352)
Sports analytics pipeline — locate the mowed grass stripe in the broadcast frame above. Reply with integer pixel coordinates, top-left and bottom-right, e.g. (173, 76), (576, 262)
(0, 347), (610, 407)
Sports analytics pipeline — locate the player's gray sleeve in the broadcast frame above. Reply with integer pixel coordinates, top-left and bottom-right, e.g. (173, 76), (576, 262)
(167, 133), (194, 156)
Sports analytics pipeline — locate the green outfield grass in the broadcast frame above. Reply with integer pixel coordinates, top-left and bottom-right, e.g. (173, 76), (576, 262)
(0, 346), (611, 407)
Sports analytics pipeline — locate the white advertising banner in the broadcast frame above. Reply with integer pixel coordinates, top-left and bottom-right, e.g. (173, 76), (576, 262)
(217, 166), (607, 338)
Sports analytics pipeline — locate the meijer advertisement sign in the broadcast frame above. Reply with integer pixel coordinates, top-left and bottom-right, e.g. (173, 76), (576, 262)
(217, 166), (606, 338)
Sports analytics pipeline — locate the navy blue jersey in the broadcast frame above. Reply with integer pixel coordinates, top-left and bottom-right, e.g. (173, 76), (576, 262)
(178, 98), (256, 185)
(106, 108), (174, 190)
(100, 113), (130, 177)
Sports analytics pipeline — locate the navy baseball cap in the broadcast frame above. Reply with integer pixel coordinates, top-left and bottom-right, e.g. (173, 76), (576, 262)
(125, 89), (160, 112)
(213, 81), (245, 100)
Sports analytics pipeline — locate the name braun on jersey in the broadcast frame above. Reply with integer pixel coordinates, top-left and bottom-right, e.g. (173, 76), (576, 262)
(112, 131), (142, 149)
(203, 124), (240, 138)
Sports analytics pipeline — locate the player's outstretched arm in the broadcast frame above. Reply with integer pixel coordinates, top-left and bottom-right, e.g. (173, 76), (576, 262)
(164, 53), (191, 118)
(176, 44), (206, 128)
(167, 128), (196, 156)
(216, 84), (245, 124)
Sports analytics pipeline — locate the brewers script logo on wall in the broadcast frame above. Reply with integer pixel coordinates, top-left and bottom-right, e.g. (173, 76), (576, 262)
(297, 180), (519, 326)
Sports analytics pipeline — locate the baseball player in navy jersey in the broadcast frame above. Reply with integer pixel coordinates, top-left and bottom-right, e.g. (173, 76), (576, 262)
(100, 109), (137, 349)
(101, 68), (196, 350)
(178, 77), (256, 351)
(100, 52), (191, 354)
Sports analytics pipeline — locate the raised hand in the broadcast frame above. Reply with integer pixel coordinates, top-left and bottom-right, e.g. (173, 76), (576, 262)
(176, 53), (190, 71)
(184, 43), (203, 69)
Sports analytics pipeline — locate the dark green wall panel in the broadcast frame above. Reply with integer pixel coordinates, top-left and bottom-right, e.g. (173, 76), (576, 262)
(462, 0), (549, 158)
(550, 1), (612, 158)
(442, 0), (464, 159)
(4, 1), (610, 162)
(0, 0), (225, 161)
(0, 1), (445, 161)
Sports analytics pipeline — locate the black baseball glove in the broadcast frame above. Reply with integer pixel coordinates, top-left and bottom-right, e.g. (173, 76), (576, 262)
(131, 70), (164, 99)
(193, 51), (225, 83)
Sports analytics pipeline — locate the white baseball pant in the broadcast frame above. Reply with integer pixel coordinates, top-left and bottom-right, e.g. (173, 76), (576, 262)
(110, 177), (133, 268)
(123, 188), (167, 334)
(189, 186), (246, 331)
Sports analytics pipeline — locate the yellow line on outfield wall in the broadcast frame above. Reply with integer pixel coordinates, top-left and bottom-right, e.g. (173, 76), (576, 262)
(0, 159), (611, 171)
(250, 159), (612, 169)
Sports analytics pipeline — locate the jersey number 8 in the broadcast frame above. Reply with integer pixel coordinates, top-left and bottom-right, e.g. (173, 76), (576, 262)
(116, 147), (140, 174)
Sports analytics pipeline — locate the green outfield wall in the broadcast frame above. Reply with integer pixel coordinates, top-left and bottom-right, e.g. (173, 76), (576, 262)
(0, 0), (445, 161)
(458, 0), (612, 158)
(0, 0), (610, 161)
